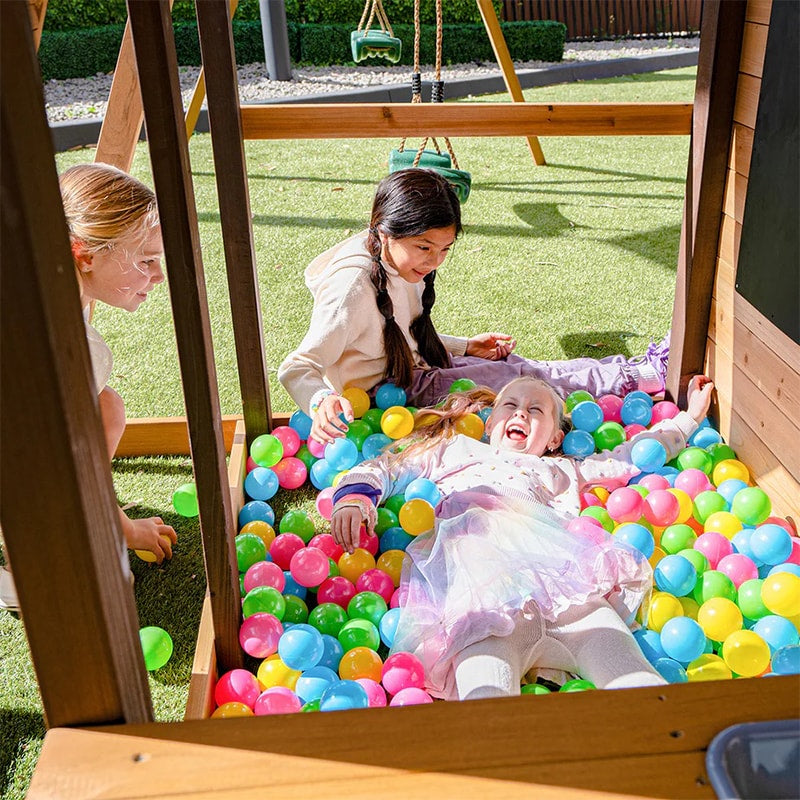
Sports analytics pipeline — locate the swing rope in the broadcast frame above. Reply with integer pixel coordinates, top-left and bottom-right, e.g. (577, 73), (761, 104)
(352, 0), (401, 64)
(357, 0), (394, 38)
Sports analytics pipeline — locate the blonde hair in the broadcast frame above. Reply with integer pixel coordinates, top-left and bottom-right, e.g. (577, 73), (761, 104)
(59, 163), (158, 255)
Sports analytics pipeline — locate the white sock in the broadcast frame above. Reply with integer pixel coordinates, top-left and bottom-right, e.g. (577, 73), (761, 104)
(635, 363), (665, 394)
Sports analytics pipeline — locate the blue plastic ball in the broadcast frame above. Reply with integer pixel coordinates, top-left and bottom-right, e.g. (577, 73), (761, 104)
(278, 624), (324, 671)
(309, 458), (337, 490)
(562, 429), (596, 459)
(319, 679), (370, 712)
(769, 563), (800, 578)
(658, 466), (679, 486)
(654, 554), (697, 597)
(317, 634), (344, 672)
(282, 572), (308, 600)
(634, 628), (667, 664)
(379, 526), (415, 553)
(716, 478), (749, 506)
(659, 617), (707, 663)
(732, 529), (763, 566)
(362, 432), (393, 460)
(631, 438), (667, 473)
(625, 390), (655, 408)
(654, 657), (688, 683)
(379, 606), (402, 648)
(477, 407), (492, 423)
(570, 401), (604, 433)
(375, 383), (407, 410)
(614, 522), (655, 558)
(689, 426), (722, 448)
(405, 477), (441, 507)
(324, 438), (359, 471)
(295, 665), (338, 704)
(621, 397), (653, 427)
(771, 644), (800, 675)
(238, 500), (275, 529)
(244, 466), (280, 502)
(750, 524), (793, 566)
(752, 615), (800, 653)
(289, 409), (313, 440)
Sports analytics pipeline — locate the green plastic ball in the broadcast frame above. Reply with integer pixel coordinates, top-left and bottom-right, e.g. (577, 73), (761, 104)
(580, 505), (614, 533)
(282, 594), (309, 624)
(375, 507), (399, 534)
(676, 447), (713, 475)
(521, 683), (551, 695)
(677, 548), (709, 576)
(736, 578), (770, 621)
(250, 434), (283, 468)
(279, 509), (316, 543)
(242, 586), (285, 620)
(593, 422), (626, 452)
(693, 570), (737, 605)
(560, 679), (595, 692)
(731, 487), (771, 526)
(295, 444), (317, 471)
(347, 591), (388, 627)
(692, 490), (728, 524)
(345, 420), (372, 450)
(235, 533), (266, 573)
(566, 390), (594, 412)
(337, 618), (381, 651)
(361, 408), (385, 434)
(449, 378), (477, 393)
(301, 699), (321, 712)
(383, 494), (406, 516)
(707, 442), (737, 466)
(172, 482), (199, 517)
(308, 602), (348, 637)
(660, 524), (698, 554)
(139, 626), (173, 671)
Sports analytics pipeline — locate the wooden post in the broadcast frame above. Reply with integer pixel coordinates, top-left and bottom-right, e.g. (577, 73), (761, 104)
(476, 0), (546, 165)
(665, 0), (748, 404)
(27, 0), (47, 50)
(1, 0), (153, 728)
(195, 0), (272, 444)
(126, 0), (243, 672)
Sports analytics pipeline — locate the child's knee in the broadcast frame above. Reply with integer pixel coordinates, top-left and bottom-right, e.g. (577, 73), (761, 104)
(98, 385), (125, 458)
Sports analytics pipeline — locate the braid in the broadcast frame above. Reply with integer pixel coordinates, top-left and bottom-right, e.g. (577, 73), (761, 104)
(410, 271), (449, 369)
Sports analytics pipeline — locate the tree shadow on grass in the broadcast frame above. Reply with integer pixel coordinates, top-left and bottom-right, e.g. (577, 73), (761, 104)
(605, 223), (682, 271)
(512, 201), (588, 235)
(0, 708), (44, 798)
(559, 330), (641, 360)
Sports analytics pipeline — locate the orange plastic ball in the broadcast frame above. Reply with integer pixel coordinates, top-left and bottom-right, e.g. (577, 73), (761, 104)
(211, 701), (254, 718)
(337, 548), (376, 584)
(240, 520), (276, 550)
(376, 549), (407, 587)
(342, 386), (371, 419)
(454, 413), (485, 440)
(338, 646), (383, 682)
(398, 498), (435, 536)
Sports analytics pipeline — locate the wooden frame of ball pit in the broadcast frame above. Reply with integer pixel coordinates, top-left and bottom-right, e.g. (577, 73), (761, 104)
(1, 0), (798, 797)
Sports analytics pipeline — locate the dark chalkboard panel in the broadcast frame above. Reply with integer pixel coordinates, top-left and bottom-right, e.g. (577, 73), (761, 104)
(735, 0), (800, 344)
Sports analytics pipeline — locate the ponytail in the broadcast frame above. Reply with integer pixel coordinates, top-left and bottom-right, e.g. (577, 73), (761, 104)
(410, 271), (449, 369)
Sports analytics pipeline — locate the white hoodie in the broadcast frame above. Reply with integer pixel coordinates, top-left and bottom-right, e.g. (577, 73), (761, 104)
(278, 232), (468, 415)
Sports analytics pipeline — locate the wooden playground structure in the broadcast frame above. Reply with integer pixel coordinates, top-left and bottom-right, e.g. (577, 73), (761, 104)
(2, 0), (798, 797)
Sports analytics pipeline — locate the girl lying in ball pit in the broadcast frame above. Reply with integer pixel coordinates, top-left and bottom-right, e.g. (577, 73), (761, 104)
(329, 374), (714, 700)
(278, 167), (670, 445)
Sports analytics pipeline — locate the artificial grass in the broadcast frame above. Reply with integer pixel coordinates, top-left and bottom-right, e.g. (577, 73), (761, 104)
(1, 66), (695, 797)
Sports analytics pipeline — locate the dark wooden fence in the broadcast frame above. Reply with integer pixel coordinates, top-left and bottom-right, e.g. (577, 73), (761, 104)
(501, 0), (703, 39)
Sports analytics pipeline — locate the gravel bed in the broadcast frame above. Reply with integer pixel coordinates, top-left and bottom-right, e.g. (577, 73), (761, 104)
(44, 37), (698, 123)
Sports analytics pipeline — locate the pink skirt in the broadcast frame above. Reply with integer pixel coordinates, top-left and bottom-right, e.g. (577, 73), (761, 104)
(390, 491), (652, 699)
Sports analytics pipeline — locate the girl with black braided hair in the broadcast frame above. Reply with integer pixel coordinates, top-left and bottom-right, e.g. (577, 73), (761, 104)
(278, 169), (669, 444)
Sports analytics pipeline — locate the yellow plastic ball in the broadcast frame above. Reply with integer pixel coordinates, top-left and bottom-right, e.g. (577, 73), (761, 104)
(455, 413), (485, 440)
(648, 546), (667, 570)
(703, 511), (742, 540)
(256, 654), (300, 690)
(337, 548), (376, 584)
(679, 596), (701, 620)
(761, 572), (800, 618)
(398, 498), (435, 536)
(721, 630), (771, 677)
(239, 520), (276, 550)
(337, 646), (383, 682)
(686, 653), (732, 682)
(376, 549), (407, 587)
(414, 412), (439, 430)
(643, 591), (684, 633)
(697, 597), (743, 642)
(667, 488), (693, 524)
(591, 486), (610, 503)
(211, 701), (254, 718)
(342, 386), (371, 419)
(134, 534), (173, 563)
(712, 459), (750, 487)
(381, 406), (414, 439)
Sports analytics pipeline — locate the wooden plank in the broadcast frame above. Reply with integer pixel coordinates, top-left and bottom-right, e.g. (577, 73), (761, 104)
(739, 20), (768, 78)
(733, 72), (761, 129)
(729, 122), (754, 178)
(27, 0), (47, 50)
(195, 0), (272, 446)
(721, 166), (748, 225)
(717, 213), (741, 272)
(239, 102), (693, 140)
(1, 0), (152, 728)
(115, 415), (242, 457)
(127, 0), (242, 673)
(476, 0), (546, 165)
(745, 0), (772, 25)
(734, 293), (800, 374)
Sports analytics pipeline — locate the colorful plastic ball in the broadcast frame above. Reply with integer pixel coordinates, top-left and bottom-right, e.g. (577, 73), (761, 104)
(696, 597), (743, 642)
(559, 679), (596, 692)
(613, 522), (655, 558)
(566, 516), (607, 544)
(677, 547), (708, 576)
(338, 646), (383, 682)
(356, 569), (395, 604)
(731, 487), (771, 527)
(448, 378), (477, 394)
(390, 584), (409, 609)
(319, 679), (369, 712)
(269, 533), (305, 570)
(356, 528), (380, 557)
(239, 612), (282, 659)
(301, 699), (321, 712)
(375, 383), (407, 410)
(135, 534), (174, 563)
(338, 618), (381, 652)
(644, 592), (684, 633)
(289, 409), (313, 440)
(356, 678), (388, 707)
(289, 547), (330, 588)
(691, 490), (727, 524)
(376, 606), (401, 649)
(172, 482), (199, 517)
(595, 394), (623, 423)
(561, 430), (595, 459)
(753, 615), (799, 653)
(580, 506), (614, 533)
(454, 413), (485, 440)
(250, 434), (284, 468)
(660, 617), (707, 663)
(277, 624), (324, 671)
(650, 400), (680, 424)
(624, 423), (648, 440)
(244, 467), (280, 502)
(272, 457), (308, 490)
(358, 407), (383, 434)
(347, 591), (388, 627)
(323, 438), (358, 472)
(374, 507), (399, 535)
(654, 554), (697, 596)
(667, 488), (694, 524)
(215, 668), (261, 709)
(381, 652), (426, 695)
(256, 655), (301, 691)
(694, 532), (733, 569)
(238, 500), (275, 529)
(634, 628), (667, 664)
(337, 548), (376, 584)
(380, 406), (414, 440)
(654, 657), (688, 683)
(268, 426), (300, 459)
(279, 509), (316, 542)
(281, 594), (309, 624)
(761, 572), (800, 618)
(673, 470), (712, 502)
(693, 570), (737, 605)
(605, 487), (644, 523)
(376, 549), (407, 587)
(721, 629), (771, 677)
(621, 396), (653, 427)
(379, 527), (414, 554)
(242, 558), (285, 595)
(631, 438), (669, 474)
(642, 490), (680, 528)
(281, 570), (307, 600)
(342, 386), (371, 419)
(660, 524), (697, 554)
(713, 481), (746, 510)
(736, 578), (769, 621)
(306, 603), (347, 639)
(235, 533), (267, 573)
(638, 473), (670, 492)
(593, 422), (626, 452)
(294, 445), (317, 472)
(306, 437), (326, 459)
(649, 546), (667, 570)
(294, 665), (338, 704)
(317, 576), (357, 609)
(139, 626), (173, 671)
(688, 427), (723, 449)
(404, 478), (441, 508)
(565, 390), (594, 412)
(343, 420), (371, 451)
(704, 510), (743, 539)
(521, 683), (552, 695)
(362, 433), (392, 460)
(712, 459), (750, 487)
(750, 524), (793, 566)
(398, 498), (435, 536)
(211, 702), (254, 718)
(242, 586), (285, 620)
(388, 687), (432, 705)
(309, 459), (336, 490)
(254, 686), (302, 716)
(686, 653), (732, 682)
(772, 644), (800, 675)
(675, 447), (713, 476)
(317, 634), (344, 673)
(571, 401), (604, 433)
(717, 553), (759, 588)
(311, 489), (334, 523)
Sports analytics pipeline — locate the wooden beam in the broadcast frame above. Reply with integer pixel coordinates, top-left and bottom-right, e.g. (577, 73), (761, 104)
(240, 102), (693, 140)
(126, 0), (242, 672)
(1, 0), (152, 728)
(665, 0), (748, 404)
(476, 0), (546, 165)
(27, 0), (47, 50)
(195, 0), (272, 446)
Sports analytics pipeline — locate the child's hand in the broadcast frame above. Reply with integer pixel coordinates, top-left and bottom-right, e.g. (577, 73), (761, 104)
(686, 375), (714, 423)
(310, 393), (354, 444)
(121, 511), (177, 564)
(331, 506), (363, 554)
(466, 332), (517, 361)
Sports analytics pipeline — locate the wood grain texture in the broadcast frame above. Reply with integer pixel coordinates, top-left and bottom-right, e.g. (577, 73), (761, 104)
(739, 20), (768, 78)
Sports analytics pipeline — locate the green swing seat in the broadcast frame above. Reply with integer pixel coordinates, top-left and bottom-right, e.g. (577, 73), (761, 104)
(389, 149), (472, 204)
(350, 30), (402, 64)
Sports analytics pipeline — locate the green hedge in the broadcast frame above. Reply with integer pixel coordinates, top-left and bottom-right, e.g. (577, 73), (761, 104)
(38, 19), (564, 80)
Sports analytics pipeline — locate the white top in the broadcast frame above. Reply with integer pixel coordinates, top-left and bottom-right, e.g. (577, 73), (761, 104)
(278, 232), (468, 415)
(83, 307), (112, 394)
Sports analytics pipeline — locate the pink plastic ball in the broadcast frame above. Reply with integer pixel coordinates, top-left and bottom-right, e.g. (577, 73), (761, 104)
(638, 474), (670, 492)
(625, 423), (647, 440)
(269, 533), (305, 570)
(289, 546), (330, 588)
(316, 575), (357, 609)
(243, 560), (285, 594)
(650, 400), (681, 424)
(581, 492), (603, 509)
(315, 486), (336, 520)
(358, 527), (380, 556)
(214, 668), (260, 709)
(272, 457), (307, 490)
(239, 612), (283, 659)
(642, 489), (680, 527)
(694, 531), (734, 569)
(381, 652), (426, 695)
(271, 426), (301, 458)
(356, 678), (388, 707)
(307, 438), (326, 459)
(597, 394), (624, 423)
(389, 687), (433, 706)
(788, 537), (800, 567)
(254, 686), (302, 715)
(308, 533), (344, 562)
(390, 584), (409, 609)
(356, 568), (395, 604)
(606, 487), (645, 523)
(567, 516), (607, 544)
(246, 456), (259, 473)
(717, 553), (759, 588)
(674, 468), (713, 499)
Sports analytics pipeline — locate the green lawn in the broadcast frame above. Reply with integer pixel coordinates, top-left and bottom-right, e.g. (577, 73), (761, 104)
(0, 66), (695, 798)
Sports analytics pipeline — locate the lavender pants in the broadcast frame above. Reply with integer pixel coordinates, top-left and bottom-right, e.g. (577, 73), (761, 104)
(407, 353), (637, 407)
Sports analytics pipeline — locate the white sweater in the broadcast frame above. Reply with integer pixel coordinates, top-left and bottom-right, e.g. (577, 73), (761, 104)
(278, 232), (468, 415)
